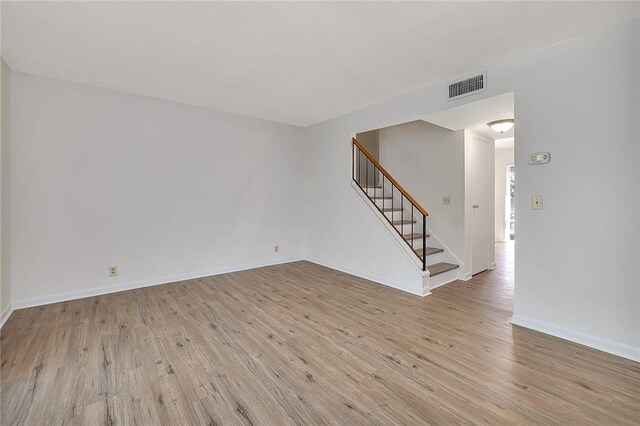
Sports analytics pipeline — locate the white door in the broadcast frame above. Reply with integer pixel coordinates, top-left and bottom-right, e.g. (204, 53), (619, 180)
(470, 137), (491, 275)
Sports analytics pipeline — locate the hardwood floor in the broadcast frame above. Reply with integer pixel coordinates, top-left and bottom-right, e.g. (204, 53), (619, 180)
(1, 243), (639, 425)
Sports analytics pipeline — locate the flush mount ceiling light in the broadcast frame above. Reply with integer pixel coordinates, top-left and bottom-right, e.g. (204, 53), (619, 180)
(487, 119), (514, 133)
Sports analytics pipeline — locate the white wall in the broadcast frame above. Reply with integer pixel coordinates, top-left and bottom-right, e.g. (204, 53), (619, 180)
(304, 19), (639, 360)
(378, 120), (465, 267)
(495, 148), (514, 242)
(305, 118), (427, 294)
(1, 59), (11, 318)
(355, 129), (379, 159)
(4, 19), (639, 361)
(508, 20), (639, 361)
(10, 72), (305, 306)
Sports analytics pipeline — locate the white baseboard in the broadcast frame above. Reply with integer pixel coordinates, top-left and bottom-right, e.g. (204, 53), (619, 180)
(10, 254), (426, 312)
(7, 258), (639, 363)
(511, 314), (640, 363)
(306, 256), (425, 297)
(0, 303), (13, 329)
(12, 256), (304, 310)
(429, 276), (458, 291)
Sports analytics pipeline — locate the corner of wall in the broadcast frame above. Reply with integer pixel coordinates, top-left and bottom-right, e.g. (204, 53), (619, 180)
(0, 302), (12, 329)
(462, 130), (473, 279)
(0, 57), (12, 315)
(511, 314), (640, 363)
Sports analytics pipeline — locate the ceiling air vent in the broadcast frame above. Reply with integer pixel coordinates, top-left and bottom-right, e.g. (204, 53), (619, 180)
(448, 71), (486, 100)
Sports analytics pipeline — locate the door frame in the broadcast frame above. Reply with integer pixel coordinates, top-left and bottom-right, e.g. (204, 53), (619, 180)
(464, 130), (496, 278)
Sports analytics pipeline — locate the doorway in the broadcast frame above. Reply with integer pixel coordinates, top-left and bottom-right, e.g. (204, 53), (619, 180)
(494, 138), (515, 243)
(506, 165), (515, 241)
(420, 91), (514, 280)
(468, 132), (493, 275)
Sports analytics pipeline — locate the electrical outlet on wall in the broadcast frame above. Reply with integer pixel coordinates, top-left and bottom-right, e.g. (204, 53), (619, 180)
(274, 245), (279, 253)
(443, 196), (451, 205)
(531, 195), (543, 210)
(109, 266), (118, 277)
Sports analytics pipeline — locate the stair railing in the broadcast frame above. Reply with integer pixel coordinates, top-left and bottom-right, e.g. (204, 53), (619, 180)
(352, 137), (429, 271)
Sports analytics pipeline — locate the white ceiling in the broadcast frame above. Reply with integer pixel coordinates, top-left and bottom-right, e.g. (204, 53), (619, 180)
(423, 92), (514, 139)
(2, 2), (638, 127)
(495, 137), (515, 151)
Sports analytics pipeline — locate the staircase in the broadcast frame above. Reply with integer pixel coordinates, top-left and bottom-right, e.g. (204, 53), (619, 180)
(352, 137), (459, 292)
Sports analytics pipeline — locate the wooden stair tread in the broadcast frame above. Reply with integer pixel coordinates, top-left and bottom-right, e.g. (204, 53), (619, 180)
(416, 247), (444, 257)
(381, 207), (403, 212)
(371, 195), (392, 199)
(403, 233), (429, 240)
(428, 262), (459, 277)
(392, 220), (416, 225)
(361, 185), (381, 189)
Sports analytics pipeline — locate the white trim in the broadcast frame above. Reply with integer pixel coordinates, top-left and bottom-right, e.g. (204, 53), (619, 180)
(511, 314), (640, 363)
(429, 276), (458, 291)
(306, 256), (426, 297)
(8, 251), (638, 363)
(422, 279), (431, 297)
(0, 303), (13, 329)
(430, 271), (459, 290)
(12, 256), (304, 310)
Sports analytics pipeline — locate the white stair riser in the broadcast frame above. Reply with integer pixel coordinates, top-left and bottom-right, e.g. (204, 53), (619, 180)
(376, 203), (424, 219)
(363, 187), (385, 197)
(425, 251), (445, 264)
(428, 267), (459, 290)
(383, 211), (406, 221)
(354, 171), (380, 187)
(373, 198), (395, 209)
(404, 238), (424, 250)
(395, 222), (424, 235)
(385, 210), (425, 222)
(366, 187), (425, 210)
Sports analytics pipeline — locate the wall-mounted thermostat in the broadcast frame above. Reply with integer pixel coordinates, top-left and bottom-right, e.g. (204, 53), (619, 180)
(529, 152), (550, 165)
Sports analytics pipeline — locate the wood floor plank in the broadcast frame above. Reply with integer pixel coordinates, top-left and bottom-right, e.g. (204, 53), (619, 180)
(1, 243), (639, 425)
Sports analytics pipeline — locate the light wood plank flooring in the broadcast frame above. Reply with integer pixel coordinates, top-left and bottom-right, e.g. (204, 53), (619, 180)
(1, 243), (639, 424)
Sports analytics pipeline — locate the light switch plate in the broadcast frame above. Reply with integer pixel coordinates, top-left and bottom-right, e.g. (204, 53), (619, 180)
(531, 195), (543, 210)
